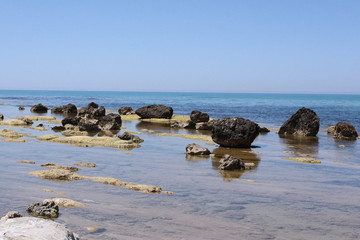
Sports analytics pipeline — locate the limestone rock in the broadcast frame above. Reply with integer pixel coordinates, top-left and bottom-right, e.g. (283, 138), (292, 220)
(218, 154), (246, 170)
(278, 107), (319, 136)
(43, 198), (86, 208)
(136, 104), (173, 119)
(185, 143), (211, 155)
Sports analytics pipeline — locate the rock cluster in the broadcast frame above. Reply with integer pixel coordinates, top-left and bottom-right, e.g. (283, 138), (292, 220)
(190, 110), (209, 123)
(278, 107), (319, 136)
(51, 103), (77, 115)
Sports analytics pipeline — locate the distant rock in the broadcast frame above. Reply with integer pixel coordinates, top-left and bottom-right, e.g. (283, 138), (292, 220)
(135, 105), (173, 119)
(26, 201), (59, 219)
(74, 162), (96, 168)
(278, 107), (319, 136)
(51, 104), (77, 115)
(118, 106), (135, 115)
(190, 110), (210, 123)
(334, 122), (358, 140)
(62, 117), (80, 126)
(18, 106), (25, 110)
(78, 104), (105, 119)
(211, 118), (260, 148)
(185, 143), (211, 155)
(87, 102), (99, 109)
(30, 103), (48, 113)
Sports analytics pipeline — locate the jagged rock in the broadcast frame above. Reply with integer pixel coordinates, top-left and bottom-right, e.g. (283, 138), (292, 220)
(30, 104), (48, 113)
(211, 118), (260, 148)
(334, 122), (358, 140)
(79, 119), (100, 132)
(118, 132), (144, 143)
(327, 125), (335, 134)
(78, 104), (105, 119)
(185, 143), (211, 155)
(278, 107), (319, 136)
(136, 104), (173, 119)
(61, 117), (80, 126)
(170, 121), (181, 128)
(0, 113), (4, 121)
(0, 217), (79, 240)
(259, 127), (270, 133)
(190, 110), (209, 123)
(26, 201), (59, 219)
(219, 154), (249, 170)
(1, 211), (23, 221)
(118, 106), (135, 115)
(99, 113), (122, 130)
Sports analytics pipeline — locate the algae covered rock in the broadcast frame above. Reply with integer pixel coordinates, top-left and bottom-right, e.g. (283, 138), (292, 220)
(278, 107), (319, 136)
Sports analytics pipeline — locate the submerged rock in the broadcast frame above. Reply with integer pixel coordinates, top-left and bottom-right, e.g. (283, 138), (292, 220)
(333, 122), (358, 140)
(74, 162), (96, 168)
(26, 201), (59, 219)
(278, 107), (319, 136)
(136, 104), (173, 119)
(284, 157), (321, 164)
(0, 217), (79, 240)
(29, 168), (84, 182)
(18, 106), (25, 110)
(0, 129), (25, 138)
(43, 198), (86, 208)
(211, 118), (260, 148)
(190, 110), (210, 123)
(0, 119), (33, 126)
(185, 143), (211, 155)
(30, 103), (48, 113)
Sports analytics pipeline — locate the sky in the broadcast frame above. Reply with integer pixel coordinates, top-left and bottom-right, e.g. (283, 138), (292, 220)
(0, 0), (359, 94)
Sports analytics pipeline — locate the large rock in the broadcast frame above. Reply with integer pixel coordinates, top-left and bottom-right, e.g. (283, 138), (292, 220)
(185, 143), (211, 155)
(0, 216), (79, 240)
(135, 105), (173, 119)
(99, 113), (122, 130)
(278, 107), (319, 136)
(30, 103), (48, 113)
(118, 106), (135, 115)
(190, 110), (209, 123)
(78, 105), (105, 119)
(1, 211), (23, 221)
(211, 118), (260, 148)
(52, 104), (77, 115)
(334, 122), (358, 140)
(26, 201), (59, 219)
(62, 117), (80, 126)
(78, 119), (100, 132)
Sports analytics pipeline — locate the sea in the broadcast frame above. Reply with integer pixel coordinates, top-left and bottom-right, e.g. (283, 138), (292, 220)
(0, 90), (359, 240)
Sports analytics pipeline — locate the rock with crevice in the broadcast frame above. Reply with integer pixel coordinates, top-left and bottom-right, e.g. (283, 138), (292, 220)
(118, 106), (135, 115)
(99, 113), (122, 130)
(190, 110), (209, 123)
(219, 154), (246, 170)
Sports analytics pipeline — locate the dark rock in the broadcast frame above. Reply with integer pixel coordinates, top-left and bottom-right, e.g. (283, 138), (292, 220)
(52, 126), (66, 132)
(0, 113), (3, 121)
(62, 117), (80, 126)
(135, 105), (173, 119)
(18, 106), (25, 110)
(180, 120), (196, 129)
(278, 107), (319, 136)
(118, 106), (135, 115)
(30, 104), (48, 113)
(334, 122), (358, 140)
(22, 118), (34, 125)
(62, 104), (77, 115)
(26, 201), (59, 219)
(51, 106), (64, 114)
(195, 121), (213, 130)
(99, 114), (122, 130)
(259, 127), (270, 133)
(185, 143), (211, 155)
(79, 119), (100, 132)
(87, 102), (98, 109)
(211, 118), (260, 148)
(118, 132), (144, 143)
(170, 121), (181, 128)
(218, 154), (245, 170)
(36, 123), (44, 128)
(94, 106), (106, 118)
(78, 105), (105, 119)
(190, 110), (209, 123)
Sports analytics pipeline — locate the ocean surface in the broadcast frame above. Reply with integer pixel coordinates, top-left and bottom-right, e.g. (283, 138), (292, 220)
(0, 90), (359, 240)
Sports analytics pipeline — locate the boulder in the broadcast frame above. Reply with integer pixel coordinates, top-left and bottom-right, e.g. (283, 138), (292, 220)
(51, 106), (64, 114)
(99, 113), (122, 130)
(334, 122), (358, 140)
(211, 118), (260, 148)
(78, 119), (100, 132)
(185, 143), (211, 155)
(26, 201), (59, 219)
(118, 132), (144, 143)
(135, 104), (173, 119)
(180, 120), (196, 129)
(278, 107), (319, 136)
(78, 105), (105, 119)
(62, 104), (77, 115)
(0, 217), (79, 240)
(52, 126), (66, 132)
(87, 102), (99, 109)
(0, 113), (3, 121)
(62, 117), (80, 126)
(30, 103), (48, 113)
(170, 121), (181, 128)
(190, 110), (209, 123)
(118, 106), (135, 115)
(218, 154), (245, 170)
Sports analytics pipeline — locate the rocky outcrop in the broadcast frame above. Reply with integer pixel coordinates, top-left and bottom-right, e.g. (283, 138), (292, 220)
(195, 120), (215, 130)
(185, 143), (211, 155)
(118, 106), (135, 115)
(18, 106), (25, 110)
(78, 103), (105, 119)
(74, 162), (96, 168)
(0, 217), (79, 240)
(211, 118), (260, 148)
(30, 103), (48, 113)
(99, 113), (122, 130)
(118, 132), (144, 143)
(190, 110), (209, 123)
(136, 105), (173, 119)
(26, 201), (59, 219)
(61, 117), (80, 126)
(278, 107), (319, 136)
(333, 122), (358, 140)
(170, 120), (196, 129)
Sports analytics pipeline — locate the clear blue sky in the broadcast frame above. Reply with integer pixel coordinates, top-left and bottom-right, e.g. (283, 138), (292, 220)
(0, 0), (359, 93)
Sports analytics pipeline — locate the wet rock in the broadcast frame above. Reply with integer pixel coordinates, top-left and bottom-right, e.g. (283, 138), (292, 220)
(26, 201), (59, 219)
(170, 121), (181, 128)
(78, 104), (105, 119)
(99, 113), (122, 130)
(29, 168), (84, 181)
(219, 154), (246, 170)
(0, 113), (3, 121)
(30, 103), (48, 113)
(16, 115), (55, 121)
(195, 122), (213, 130)
(52, 125), (66, 132)
(170, 120), (196, 129)
(43, 198), (86, 208)
(40, 163), (80, 172)
(0, 129), (24, 138)
(327, 125), (335, 134)
(211, 118), (260, 148)
(118, 132), (144, 143)
(79, 119), (100, 132)
(278, 107), (319, 136)
(74, 162), (96, 168)
(185, 143), (211, 155)
(259, 127), (270, 133)
(51, 106), (64, 114)
(18, 106), (25, 110)
(284, 157), (321, 164)
(1, 211), (23, 221)
(334, 122), (358, 140)
(190, 110), (209, 123)
(0, 217), (79, 240)
(136, 104), (173, 119)
(62, 116), (80, 126)
(118, 106), (135, 115)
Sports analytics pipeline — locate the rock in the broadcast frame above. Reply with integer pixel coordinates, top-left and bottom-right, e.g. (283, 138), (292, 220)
(30, 103), (48, 113)
(43, 198), (86, 208)
(0, 113), (3, 121)
(52, 126), (66, 132)
(1, 211), (23, 221)
(62, 117), (80, 126)
(0, 129), (25, 138)
(190, 110), (209, 123)
(62, 104), (77, 115)
(18, 106), (25, 110)
(94, 106), (106, 118)
(195, 122), (213, 130)
(118, 132), (144, 143)
(327, 125), (336, 134)
(185, 143), (211, 155)
(211, 118), (260, 148)
(135, 104), (173, 119)
(333, 122), (358, 140)
(284, 157), (321, 164)
(278, 107), (320, 136)
(170, 121), (181, 128)
(180, 120), (196, 129)
(29, 168), (84, 181)
(78, 119), (100, 132)
(78, 105), (105, 119)
(118, 106), (135, 115)
(0, 217), (79, 240)
(51, 106), (64, 114)
(219, 154), (246, 170)
(99, 113), (122, 130)
(87, 102), (99, 109)
(74, 162), (96, 168)
(259, 127), (270, 133)
(0, 119), (33, 126)
(26, 201), (59, 219)
(40, 163), (80, 172)
(16, 115), (55, 121)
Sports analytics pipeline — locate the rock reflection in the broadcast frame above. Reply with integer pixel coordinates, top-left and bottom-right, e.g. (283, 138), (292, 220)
(279, 135), (319, 156)
(185, 154), (211, 162)
(98, 130), (120, 137)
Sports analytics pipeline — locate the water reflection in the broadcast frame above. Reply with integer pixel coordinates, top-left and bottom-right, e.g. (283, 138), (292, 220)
(185, 154), (211, 162)
(279, 135), (319, 156)
(98, 130), (120, 137)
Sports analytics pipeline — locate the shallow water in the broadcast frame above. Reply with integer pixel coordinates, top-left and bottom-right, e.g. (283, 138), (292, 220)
(0, 94), (360, 239)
